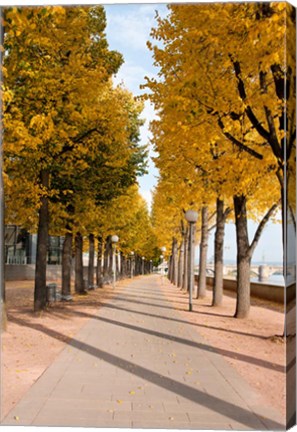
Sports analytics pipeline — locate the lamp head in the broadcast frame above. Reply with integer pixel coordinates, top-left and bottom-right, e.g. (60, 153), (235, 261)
(185, 209), (198, 223)
(111, 235), (119, 243)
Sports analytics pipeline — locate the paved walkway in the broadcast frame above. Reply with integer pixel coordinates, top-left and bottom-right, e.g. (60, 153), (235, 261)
(3, 275), (284, 429)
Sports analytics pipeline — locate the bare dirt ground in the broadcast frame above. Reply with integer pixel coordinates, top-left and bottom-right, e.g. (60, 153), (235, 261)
(159, 277), (289, 423)
(1, 276), (291, 424)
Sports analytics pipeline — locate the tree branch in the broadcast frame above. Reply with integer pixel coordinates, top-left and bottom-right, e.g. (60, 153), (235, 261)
(73, 127), (100, 144)
(230, 56), (271, 143)
(223, 206), (232, 221)
(248, 201), (280, 258)
(207, 223), (217, 233)
(208, 210), (217, 223)
(56, 128), (101, 158)
(217, 117), (263, 160)
(276, 168), (284, 188)
(264, 106), (282, 160)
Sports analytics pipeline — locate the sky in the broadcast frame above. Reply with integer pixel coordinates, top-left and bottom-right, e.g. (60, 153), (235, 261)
(104, 3), (166, 209)
(103, 3), (283, 265)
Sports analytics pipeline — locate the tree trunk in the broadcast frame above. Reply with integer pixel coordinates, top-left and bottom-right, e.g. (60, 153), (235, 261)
(96, 236), (103, 287)
(120, 252), (124, 277)
(182, 227), (189, 291)
(173, 238), (178, 285)
(212, 198), (225, 306)
(134, 255), (138, 276)
(103, 236), (109, 278)
(234, 195), (251, 318)
(108, 238), (113, 278)
(137, 255), (141, 275)
(34, 170), (49, 312)
(62, 230), (72, 297)
(115, 251), (119, 277)
(75, 232), (84, 294)
(187, 221), (196, 311)
(88, 233), (95, 288)
(197, 206), (208, 299)
(169, 255), (173, 282)
(177, 240), (184, 288)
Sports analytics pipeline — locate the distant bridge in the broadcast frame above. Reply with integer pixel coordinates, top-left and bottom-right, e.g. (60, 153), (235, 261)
(197, 263), (284, 281)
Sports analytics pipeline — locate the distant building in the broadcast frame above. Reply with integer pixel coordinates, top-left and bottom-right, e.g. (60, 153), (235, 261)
(4, 225), (63, 265)
(158, 260), (168, 275)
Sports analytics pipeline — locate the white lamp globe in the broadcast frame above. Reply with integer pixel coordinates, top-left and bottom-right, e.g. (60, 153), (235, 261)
(185, 210), (198, 223)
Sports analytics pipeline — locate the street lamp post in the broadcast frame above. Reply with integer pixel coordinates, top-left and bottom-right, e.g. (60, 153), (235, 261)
(111, 235), (119, 289)
(130, 251), (134, 279)
(185, 210), (198, 312)
(160, 247), (166, 275)
(142, 256), (145, 275)
(150, 260), (152, 274)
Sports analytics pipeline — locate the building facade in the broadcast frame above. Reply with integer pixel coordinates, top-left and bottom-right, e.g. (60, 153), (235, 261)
(4, 225), (63, 265)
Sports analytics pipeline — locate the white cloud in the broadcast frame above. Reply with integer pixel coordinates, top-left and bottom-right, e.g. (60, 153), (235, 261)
(106, 5), (160, 52)
(113, 62), (156, 95)
(140, 100), (157, 143)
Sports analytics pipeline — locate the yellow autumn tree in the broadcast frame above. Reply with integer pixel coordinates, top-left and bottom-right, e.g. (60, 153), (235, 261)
(3, 6), (147, 310)
(144, 2), (284, 317)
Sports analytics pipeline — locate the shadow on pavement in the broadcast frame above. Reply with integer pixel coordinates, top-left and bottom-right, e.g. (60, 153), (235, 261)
(9, 316), (284, 430)
(94, 302), (270, 341)
(10, 308), (284, 373)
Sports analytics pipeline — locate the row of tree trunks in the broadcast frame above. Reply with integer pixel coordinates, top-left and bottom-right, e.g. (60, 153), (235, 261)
(171, 198), (260, 319)
(60, 232), (154, 300)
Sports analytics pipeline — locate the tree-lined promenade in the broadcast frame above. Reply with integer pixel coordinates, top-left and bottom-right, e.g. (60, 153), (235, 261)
(1, 3), (295, 329)
(2, 6), (158, 319)
(143, 2), (295, 318)
(0, 3), (294, 429)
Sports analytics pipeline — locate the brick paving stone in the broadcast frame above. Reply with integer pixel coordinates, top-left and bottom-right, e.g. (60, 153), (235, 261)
(2, 275), (285, 430)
